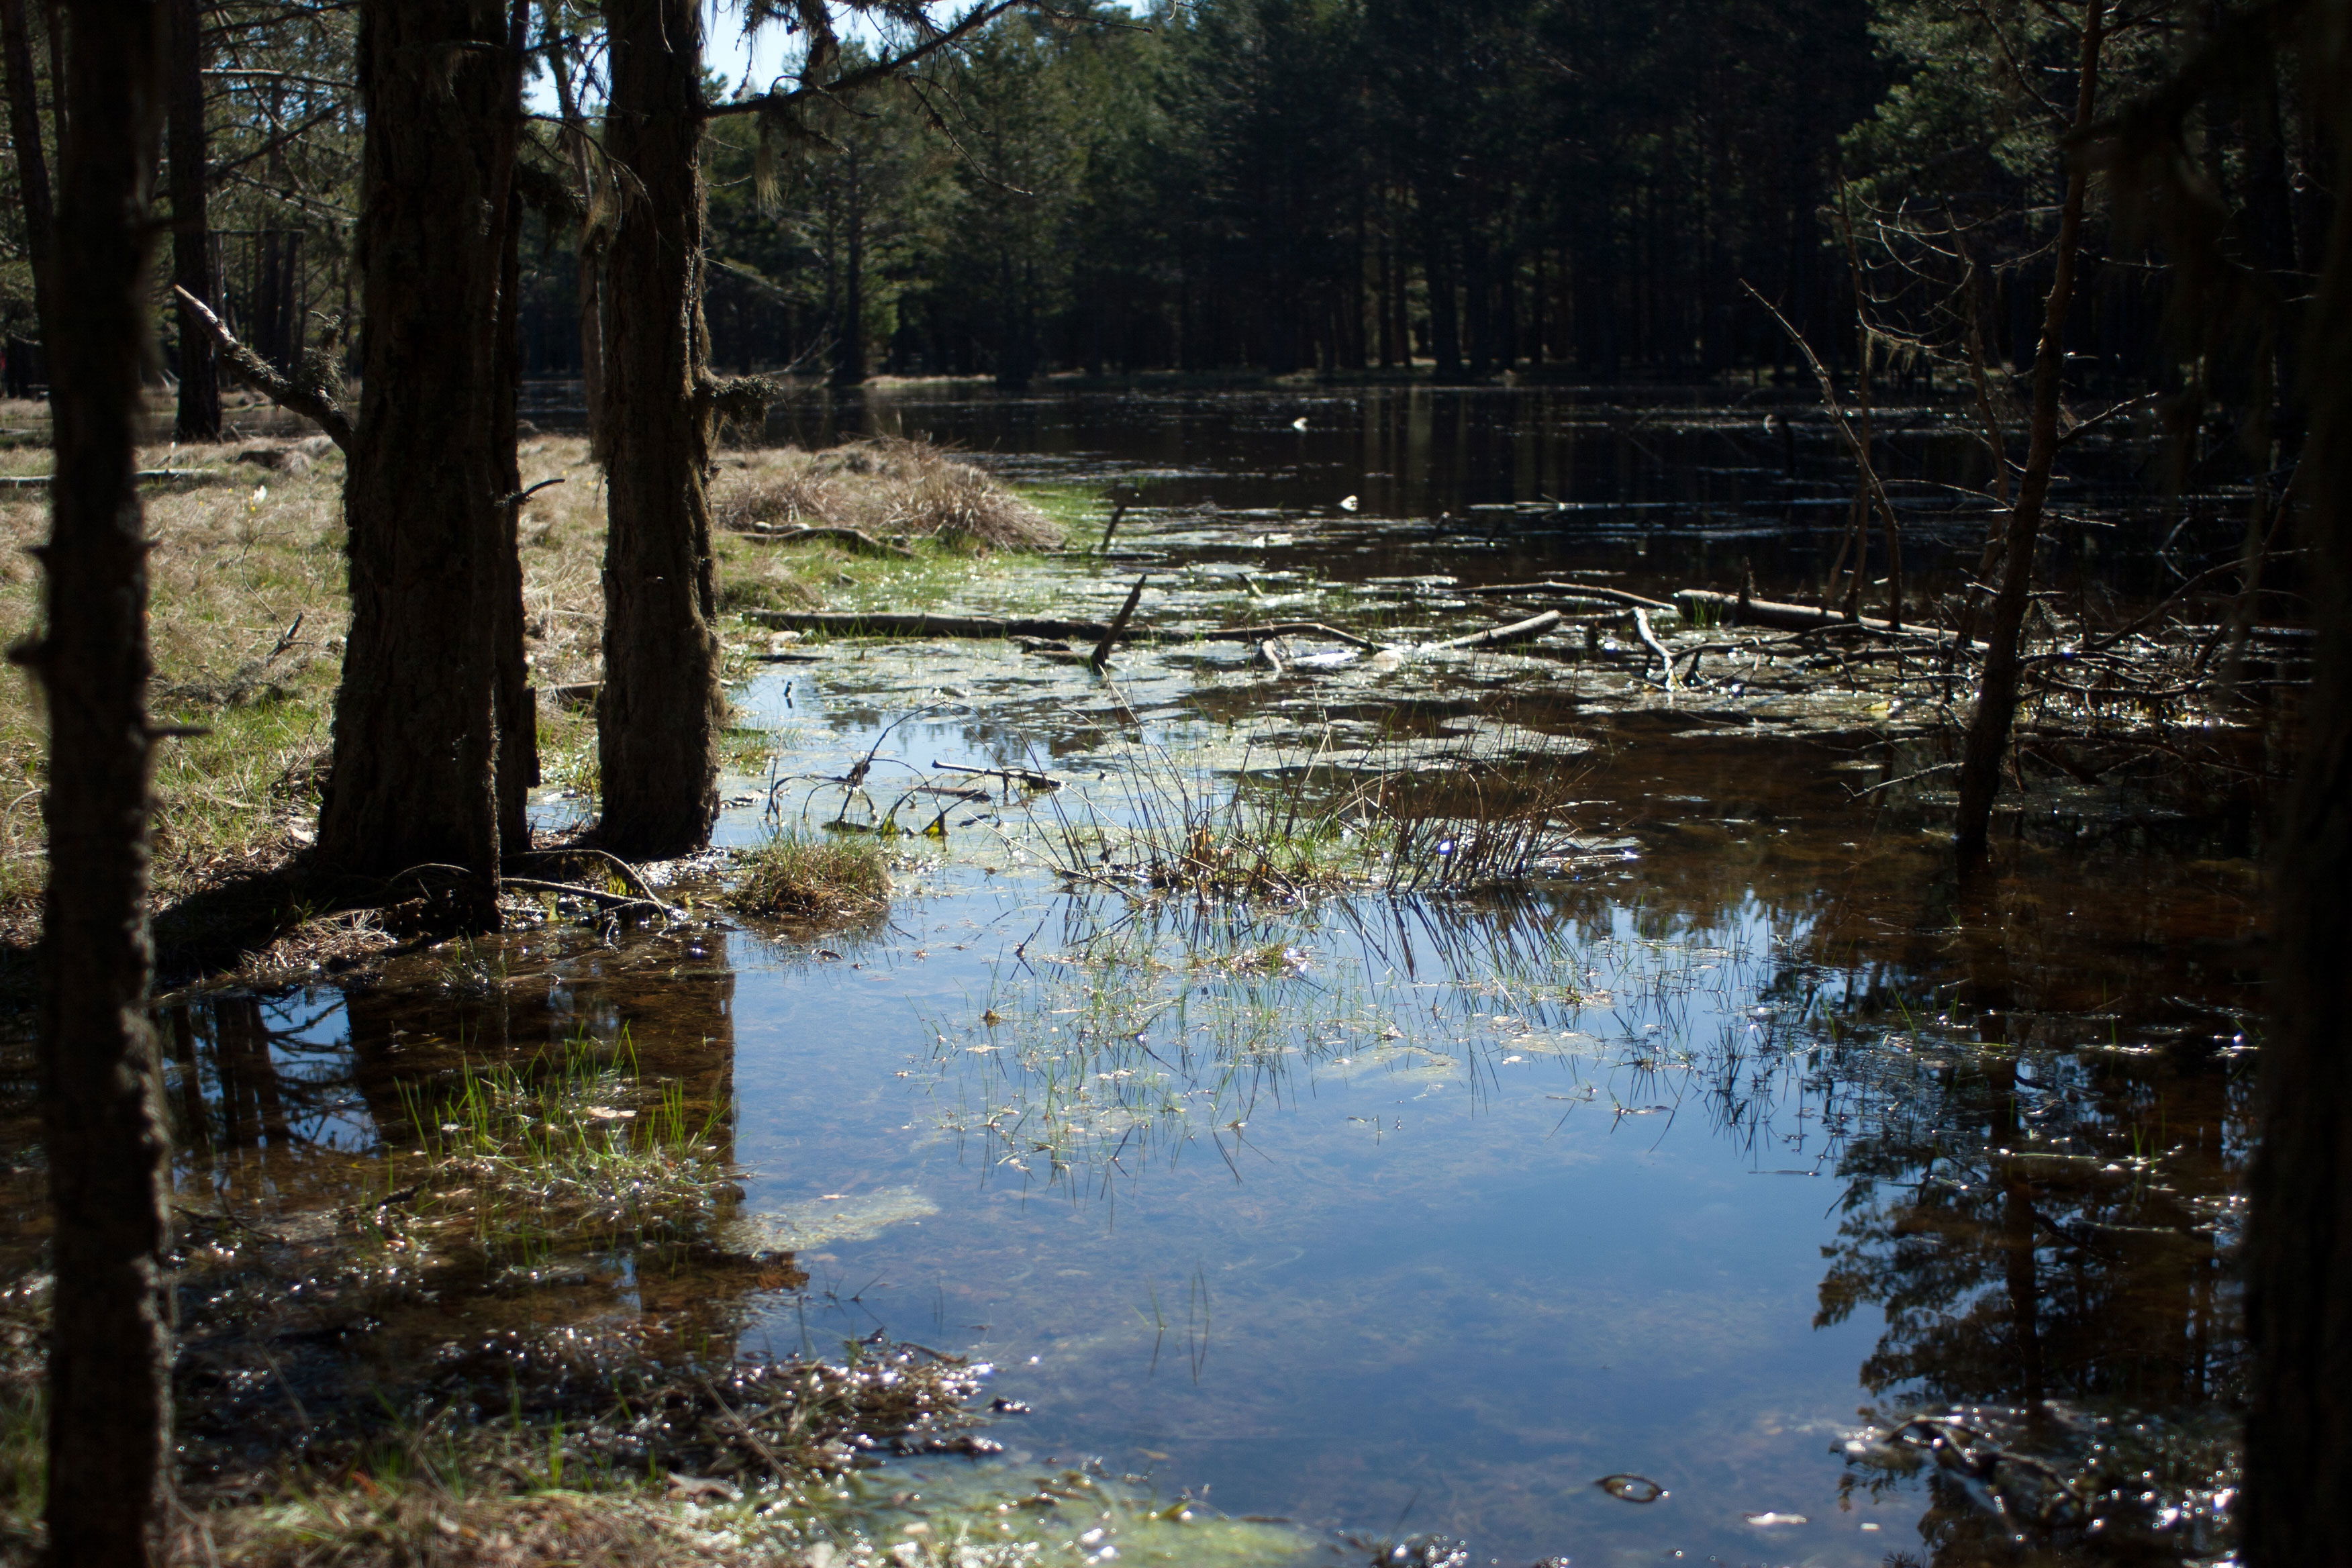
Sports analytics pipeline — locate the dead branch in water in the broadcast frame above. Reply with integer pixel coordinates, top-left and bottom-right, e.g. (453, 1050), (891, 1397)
(1093, 575), (1148, 671)
(1418, 611), (1564, 652)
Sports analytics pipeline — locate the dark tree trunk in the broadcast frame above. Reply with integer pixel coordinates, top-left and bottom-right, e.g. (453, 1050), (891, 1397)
(598, 0), (722, 859)
(489, 0), (534, 852)
(832, 144), (867, 389)
(1426, 238), (1461, 379)
(493, 187), (535, 851)
(2246, 39), (2352, 1562)
(1, 0), (56, 344)
(164, 0), (216, 440)
(34, 1), (174, 1560)
(315, 0), (517, 921)
(1953, 0), (2104, 867)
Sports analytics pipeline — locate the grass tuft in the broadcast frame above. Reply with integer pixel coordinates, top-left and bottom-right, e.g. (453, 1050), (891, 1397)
(709, 439), (1058, 550)
(726, 830), (892, 919)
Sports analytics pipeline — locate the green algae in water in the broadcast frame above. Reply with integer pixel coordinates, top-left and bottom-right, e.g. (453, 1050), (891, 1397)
(791, 1465), (1326, 1568)
(723, 1186), (942, 1253)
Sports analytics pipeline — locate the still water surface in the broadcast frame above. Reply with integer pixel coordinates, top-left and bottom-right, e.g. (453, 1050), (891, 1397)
(169, 388), (2252, 1565)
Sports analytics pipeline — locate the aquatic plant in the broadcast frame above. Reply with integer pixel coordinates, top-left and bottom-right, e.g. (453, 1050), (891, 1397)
(395, 1028), (732, 1265)
(1037, 730), (1594, 901)
(728, 830), (893, 919)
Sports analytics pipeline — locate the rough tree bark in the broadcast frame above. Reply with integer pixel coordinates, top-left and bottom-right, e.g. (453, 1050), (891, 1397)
(314, 0), (517, 919)
(1, 0), (56, 344)
(488, 0), (535, 853)
(598, 0), (724, 859)
(2247, 9), (2352, 1556)
(164, 0), (216, 440)
(1951, 0), (2106, 867)
(32, 1), (175, 1561)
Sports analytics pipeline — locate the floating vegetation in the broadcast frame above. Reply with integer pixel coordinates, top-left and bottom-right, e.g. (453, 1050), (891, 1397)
(925, 894), (1757, 1193)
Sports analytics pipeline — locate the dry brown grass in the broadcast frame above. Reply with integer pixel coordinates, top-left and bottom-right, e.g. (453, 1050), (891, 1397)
(0, 422), (1048, 959)
(177, 1488), (771, 1567)
(709, 438), (1058, 550)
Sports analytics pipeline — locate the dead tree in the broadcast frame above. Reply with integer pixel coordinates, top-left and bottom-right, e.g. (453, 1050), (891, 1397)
(1952, 0), (2108, 866)
(30, 1), (176, 1560)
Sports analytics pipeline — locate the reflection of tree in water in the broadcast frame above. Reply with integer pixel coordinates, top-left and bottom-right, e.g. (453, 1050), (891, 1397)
(162, 928), (785, 1473)
(168, 989), (372, 1191)
(1808, 1015), (2248, 1561)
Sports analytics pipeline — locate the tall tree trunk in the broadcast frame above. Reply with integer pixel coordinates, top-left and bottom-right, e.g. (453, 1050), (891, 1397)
(2247, 17), (2352, 1557)
(1, 0), (56, 346)
(315, 0), (516, 922)
(34, 1), (174, 1560)
(599, 0), (722, 859)
(164, 0), (215, 440)
(832, 143), (866, 389)
(1952, 0), (2106, 867)
(1426, 238), (1461, 379)
(489, 0), (534, 851)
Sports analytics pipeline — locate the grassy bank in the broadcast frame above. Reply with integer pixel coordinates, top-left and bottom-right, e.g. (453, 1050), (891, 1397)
(0, 424), (1065, 967)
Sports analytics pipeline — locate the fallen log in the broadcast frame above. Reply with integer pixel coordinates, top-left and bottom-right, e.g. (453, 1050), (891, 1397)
(1179, 621), (1383, 651)
(0, 470), (227, 489)
(1418, 610), (1564, 652)
(932, 760), (1062, 790)
(730, 522), (916, 558)
(1673, 589), (1961, 642)
(744, 609), (1120, 641)
(741, 609), (1387, 651)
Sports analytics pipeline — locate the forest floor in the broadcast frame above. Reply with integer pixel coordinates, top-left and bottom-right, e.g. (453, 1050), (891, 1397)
(0, 414), (1079, 995)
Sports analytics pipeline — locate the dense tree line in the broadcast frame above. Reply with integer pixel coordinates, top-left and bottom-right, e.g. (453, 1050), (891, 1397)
(666, 0), (2334, 401)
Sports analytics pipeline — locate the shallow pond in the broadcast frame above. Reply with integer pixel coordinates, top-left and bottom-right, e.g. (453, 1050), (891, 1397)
(152, 388), (2262, 1565)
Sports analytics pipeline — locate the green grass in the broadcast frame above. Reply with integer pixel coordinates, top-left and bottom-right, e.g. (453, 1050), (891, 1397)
(726, 829), (893, 919)
(395, 1026), (732, 1266)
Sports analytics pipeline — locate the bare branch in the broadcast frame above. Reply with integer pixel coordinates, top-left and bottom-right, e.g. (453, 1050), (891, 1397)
(171, 284), (354, 453)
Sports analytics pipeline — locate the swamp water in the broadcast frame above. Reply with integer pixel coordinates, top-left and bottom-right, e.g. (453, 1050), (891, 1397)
(97, 390), (2271, 1564)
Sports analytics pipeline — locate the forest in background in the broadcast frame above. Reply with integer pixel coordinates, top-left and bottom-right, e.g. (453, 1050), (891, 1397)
(0, 0), (2336, 414)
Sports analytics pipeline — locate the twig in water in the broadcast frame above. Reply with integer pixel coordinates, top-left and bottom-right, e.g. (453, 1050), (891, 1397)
(1093, 575), (1148, 673)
